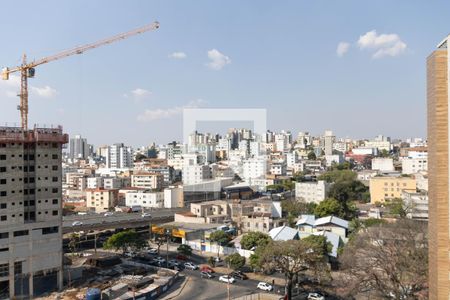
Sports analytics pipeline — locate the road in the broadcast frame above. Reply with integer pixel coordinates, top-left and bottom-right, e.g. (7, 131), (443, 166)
(62, 208), (187, 233)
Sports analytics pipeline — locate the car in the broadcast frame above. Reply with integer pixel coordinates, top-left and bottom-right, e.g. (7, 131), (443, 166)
(147, 248), (158, 255)
(219, 275), (235, 284)
(257, 282), (273, 291)
(214, 256), (222, 262)
(176, 254), (187, 261)
(141, 213), (152, 218)
(104, 212), (114, 216)
(307, 293), (325, 300)
(154, 257), (166, 264)
(200, 266), (214, 273)
(71, 221), (83, 226)
(201, 271), (214, 279)
(184, 262), (198, 270)
(168, 259), (179, 265)
(124, 251), (137, 258)
(230, 271), (248, 280)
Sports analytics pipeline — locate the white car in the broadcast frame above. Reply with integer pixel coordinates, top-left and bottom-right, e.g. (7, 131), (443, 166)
(219, 275), (235, 284)
(257, 282), (273, 291)
(147, 248), (158, 255)
(71, 221), (83, 226)
(308, 293), (325, 300)
(184, 262), (198, 270)
(104, 212), (114, 216)
(154, 256), (165, 263)
(142, 213), (152, 218)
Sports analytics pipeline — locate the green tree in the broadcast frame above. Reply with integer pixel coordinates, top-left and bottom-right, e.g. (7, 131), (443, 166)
(314, 198), (343, 218)
(302, 235), (332, 256)
(307, 151), (317, 160)
(209, 230), (231, 258)
(177, 244), (193, 256)
(386, 198), (408, 218)
(225, 253), (246, 270)
(240, 232), (271, 250)
(208, 256), (216, 267)
(103, 230), (146, 254)
(318, 169), (357, 183)
(254, 240), (329, 300)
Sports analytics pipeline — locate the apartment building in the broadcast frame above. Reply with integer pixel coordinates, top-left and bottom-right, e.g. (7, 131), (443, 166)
(371, 158), (394, 172)
(295, 180), (331, 204)
(0, 126), (68, 298)
(86, 189), (119, 212)
(131, 172), (163, 190)
(125, 190), (164, 208)
(369, 176), (416, 204)
(401, 157), (428, 174)
(106, 143), (133, 169)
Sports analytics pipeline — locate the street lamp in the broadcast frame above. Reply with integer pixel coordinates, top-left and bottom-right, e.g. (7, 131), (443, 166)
(165, 228), (172, 268)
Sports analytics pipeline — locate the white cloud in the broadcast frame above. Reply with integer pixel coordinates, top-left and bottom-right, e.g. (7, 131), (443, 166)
(31, 86), (58, 98)
(206, 49), (231, 70)
(336, 42), (350, 57)
(357, 30), (407, 59)
(137, 99), (207, 122)
(0, 75), (58, 99)
(168, 52), (187, 59)
(131, 88), (151, 97)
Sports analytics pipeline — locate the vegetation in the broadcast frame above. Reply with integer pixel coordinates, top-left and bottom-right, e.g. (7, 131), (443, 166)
(207, 256), (216, 267)
(153, 235), (166, 254)
(318, 169), (356, 183)
(240, 232), (271, 250)
(282, 199), (317, 227)
(252, 239), (330, 300)
(339, 219), (427, 299)
(225, 253), (246, 270)
(386, 198), (409, 218)
(314, 198), (356, 219)
(209, 230), (231, 258)
(103, 230), (146, 254)
(307, 151), (317, 160)
(177, 244), (193, 256)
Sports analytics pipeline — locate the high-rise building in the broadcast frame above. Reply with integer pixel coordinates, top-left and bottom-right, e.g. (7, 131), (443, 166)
(0, 125), (68, 298)
(427, 35), (450, 298)
(323, 130), (334, 156)
(68, 134), (89, 160)
(106, 143), (133, 169)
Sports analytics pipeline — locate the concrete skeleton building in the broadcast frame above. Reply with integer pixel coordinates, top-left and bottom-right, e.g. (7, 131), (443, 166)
(0, 126), (68, 298)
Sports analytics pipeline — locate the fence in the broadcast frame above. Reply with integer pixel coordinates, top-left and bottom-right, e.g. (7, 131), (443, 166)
(232, 293), (280, 300)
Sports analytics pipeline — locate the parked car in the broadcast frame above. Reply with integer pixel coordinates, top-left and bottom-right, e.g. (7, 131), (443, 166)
(124, 251), (137, 258)
(230, 271), (248, 280)
(257, 282), (273, 291)
(176, 254), (187, 261)
(147, 248), (158, 255)
(154, 257), (166, 264)
(184, 262), (198, 270)
(104, 212), (114, 216)
(71, 221), (83, 226)
(201, 271), (214, 279)
(142, 212), (151, 218)
(308, 293), (325, 300)
(219, 275), (235, 284)
(200, 266), (214, 273)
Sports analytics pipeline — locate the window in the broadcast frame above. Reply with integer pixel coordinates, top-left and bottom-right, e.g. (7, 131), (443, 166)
(52, 210), (58, 216)
(0, 192), (6, 197)
(52, 188), (58, 193)
(14, 261), (22, 275)
(0, 204), (5, 209)
(52, 177), (58, 182)
(0, 232), (8, 239)
(0, 263), (8, 277)
(0, 155), (5, 160)
(0, 167), (5, 172)
(52, 166), (58, 171)
(42, 226), (58, 235)
(0, 179), (5, 184)
(52, 154), (58, 159)
(13, 230), (28, 237)
(0, 216), (6, 221)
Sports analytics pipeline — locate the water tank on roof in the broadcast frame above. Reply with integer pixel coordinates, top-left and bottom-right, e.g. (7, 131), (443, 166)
(86, 288), (101, 300)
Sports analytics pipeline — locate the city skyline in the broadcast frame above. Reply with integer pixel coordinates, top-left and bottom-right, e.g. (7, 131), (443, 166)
(0, 1), (446, 145)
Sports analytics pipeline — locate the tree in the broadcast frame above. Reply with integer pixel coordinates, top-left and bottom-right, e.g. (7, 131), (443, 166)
(209, 230), (231, 258)
(240, 232), (271, 250)
(177, 244), (192, 256)
(339, 219), (427, 299)
(314, 198), (343, 218)
(103, 230), (146, 254)
(318, 169), (356, 183)
(302, 235), (332, 257)
(378, 149), (390, 158)
(134, 153), (147, 162)
(207, 256), (216, 267)
(307, 151), (317, 160)
(225, 253), (246, 270)
(254, 240), (329, 300)
(386, 198), (409, 218)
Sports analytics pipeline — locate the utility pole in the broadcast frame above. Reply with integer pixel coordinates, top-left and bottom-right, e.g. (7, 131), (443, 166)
(165, 228), (171, 268)
(94, 233), (97, 255)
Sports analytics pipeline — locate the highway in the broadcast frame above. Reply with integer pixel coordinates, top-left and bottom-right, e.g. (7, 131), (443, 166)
(62, 208), (187, 234)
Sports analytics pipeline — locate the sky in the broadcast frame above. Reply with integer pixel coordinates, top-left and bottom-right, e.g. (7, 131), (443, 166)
(0, 0), (448, 147)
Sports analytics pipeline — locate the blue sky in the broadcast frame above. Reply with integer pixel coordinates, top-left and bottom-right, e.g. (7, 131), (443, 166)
(0, 1), (447, 147)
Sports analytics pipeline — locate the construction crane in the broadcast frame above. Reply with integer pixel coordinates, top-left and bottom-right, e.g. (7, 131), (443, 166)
(2, 21), (160, 130)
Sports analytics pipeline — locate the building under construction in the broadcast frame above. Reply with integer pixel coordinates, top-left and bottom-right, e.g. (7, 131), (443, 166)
(0, 125), (68, 298)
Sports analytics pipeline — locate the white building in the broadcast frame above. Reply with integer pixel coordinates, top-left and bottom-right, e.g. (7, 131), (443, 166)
(402, 190), (428, 220)
(182, 165), (212, 185)
(352, 147), (378, 156)
(106, 143), (134, 168)
(270, 162), (287, 175)
(125, 190), (164, 208)
(242, 157), (267, 182)
(86, 177), (104, 189)
(69, 134), (90, 160)
(275, 134), (288, 152)
(402, 157), (428, 174)
(323, 130), (334, 156)
(324, 154), (343, 167)
(371, 158), (394, 172)
(295, 180), (331, 204)
(131, 173), (164, 190)
(164, 186), (184, 208)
